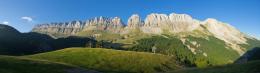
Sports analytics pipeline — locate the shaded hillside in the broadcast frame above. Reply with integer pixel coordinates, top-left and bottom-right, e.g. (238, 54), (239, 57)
(0, 55), (99, 73)
(26, 48), (181, 73)
(235, 47), (260, 63)
(0, 24), (20, 35)
(0, 24), (98, 55)
(0, 24), (27, 55)
(169, 60), (260, 73)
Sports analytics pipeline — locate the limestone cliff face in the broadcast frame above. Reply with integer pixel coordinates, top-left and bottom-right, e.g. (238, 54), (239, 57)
(83, 16), (125, 33)
(141, 13), (168, 34)
(127, 14), (143, 28)
(33, 16), (125, 35)
(168, 13), (200, 33)
(141, 13), (200, 34)
(32, 21), (84, 35)
(144, 13), (169, 27)
(203, 18), (247, 44)
(32, 13), (248, 45)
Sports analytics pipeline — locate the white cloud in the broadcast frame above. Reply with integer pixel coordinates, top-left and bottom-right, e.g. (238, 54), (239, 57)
(2, 21), (9, 24)
(21, 16), (33, 22)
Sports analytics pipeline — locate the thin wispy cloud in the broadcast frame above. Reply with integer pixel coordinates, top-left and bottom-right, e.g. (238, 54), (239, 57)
(21, 16), (33, 22)
(2, 21), (9, 24)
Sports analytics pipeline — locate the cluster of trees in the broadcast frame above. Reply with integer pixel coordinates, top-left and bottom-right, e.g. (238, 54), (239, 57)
(128, 35), (241, 67)
(184, 36), (240, 67)
(129, 36), (197, 66)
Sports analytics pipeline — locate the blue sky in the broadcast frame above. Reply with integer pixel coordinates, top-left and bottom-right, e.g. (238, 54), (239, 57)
(0, 0), (259, 38)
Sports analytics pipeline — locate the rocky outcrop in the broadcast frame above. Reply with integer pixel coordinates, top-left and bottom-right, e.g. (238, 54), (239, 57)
(127, 14), (143, 28)
(141, 13), (200, 34)
(144, 13), (169, 27)
(202, 18), (248, 55)
(33, 17), (125, 35)
(168, 13), (200, 33)
(203, 18), (247, 44)
(141, 13), (168, 34)
(32, 21), (84, 35)
(83, 16), (125, 33)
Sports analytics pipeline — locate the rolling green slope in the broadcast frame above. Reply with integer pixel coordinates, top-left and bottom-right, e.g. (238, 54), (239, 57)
(26, 48), (181, 73)
(129, 35), (241, 67)
(185, 36), (240, 66)
(0, 55), (97, 73)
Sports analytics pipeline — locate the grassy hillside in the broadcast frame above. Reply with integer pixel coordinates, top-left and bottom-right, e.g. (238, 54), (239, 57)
(185, 36), (240, 66)
(170, 60), (260, 73)
(26, 48), (181, 73)
(128, 35), (241, 67)
(0, 55), (97, 73)
(129, 35), (195, 66)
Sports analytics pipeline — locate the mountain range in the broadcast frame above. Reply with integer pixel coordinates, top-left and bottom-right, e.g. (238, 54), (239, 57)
(1, 12), (260, 73)
(32, 13), (258, 55)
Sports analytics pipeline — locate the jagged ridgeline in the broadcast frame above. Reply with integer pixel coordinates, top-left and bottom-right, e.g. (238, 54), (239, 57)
(30, 13), (260, 67)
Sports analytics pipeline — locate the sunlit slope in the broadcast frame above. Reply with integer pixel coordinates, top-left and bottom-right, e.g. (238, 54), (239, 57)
(0, 55), (97, 73)
(27, 48), (181, 73)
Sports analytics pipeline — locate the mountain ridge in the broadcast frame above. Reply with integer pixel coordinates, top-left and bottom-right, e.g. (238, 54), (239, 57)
(1, 14), (260, 68)
(32, 12), (254, 55)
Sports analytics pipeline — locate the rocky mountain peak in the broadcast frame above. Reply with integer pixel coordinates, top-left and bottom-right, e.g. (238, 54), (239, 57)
(204, 18), (218, 24)
(83, 16), (124, 33)
(112, 17), (124, 26)
(144, 13), (169, 27)
(168, 13), (200, 33)
(141, 13), (200, 34)
(203, 18), (247, 44)
(127, 14), (143, 28)
(169, 13), (193, 22)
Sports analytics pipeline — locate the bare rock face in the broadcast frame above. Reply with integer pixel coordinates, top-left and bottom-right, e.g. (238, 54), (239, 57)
(141, 13), (200, 34)
(32, 21), (84, 35)
(83, 16), (125, 33)
(141, 13), (168, 34)
(144, 13), (169, 27)
(168, 13), (200, 33)
(203, 18), (247, 44)
(84, 16), (110, 31)
(127, 14), (143, 28)
(33, 16), (125, 35)
(203, 18), (247, 55)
